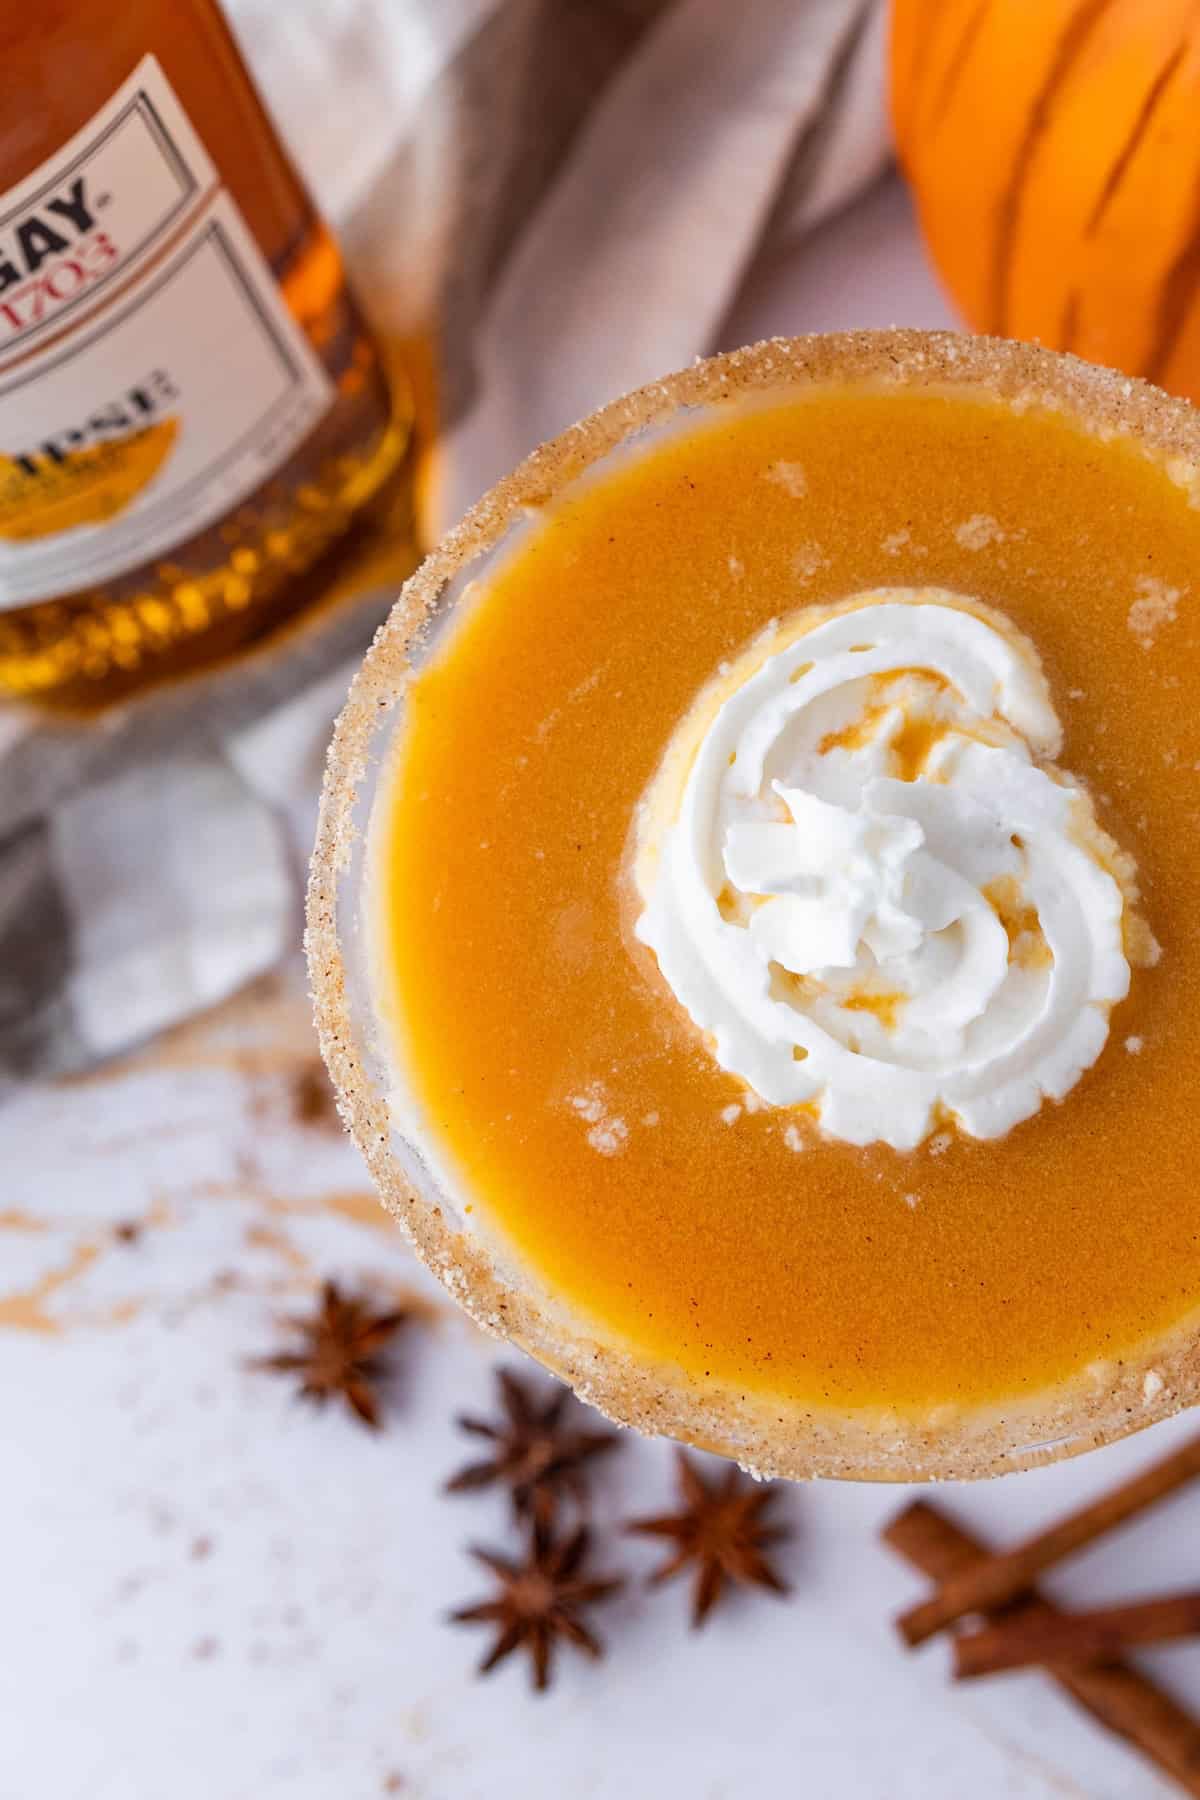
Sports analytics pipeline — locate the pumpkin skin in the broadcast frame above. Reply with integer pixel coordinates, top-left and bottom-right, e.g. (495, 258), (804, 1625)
(891, 0), (1200, 403)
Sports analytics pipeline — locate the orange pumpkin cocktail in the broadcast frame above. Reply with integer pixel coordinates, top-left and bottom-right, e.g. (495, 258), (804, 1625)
(310, 332), (1200, 1479)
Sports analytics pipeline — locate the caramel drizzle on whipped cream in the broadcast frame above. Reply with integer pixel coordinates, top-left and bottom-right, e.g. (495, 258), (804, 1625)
(634, 590), (1151, 1151)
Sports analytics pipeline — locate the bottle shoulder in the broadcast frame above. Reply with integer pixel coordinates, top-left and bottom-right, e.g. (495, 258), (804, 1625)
(0, 0), (311, 256)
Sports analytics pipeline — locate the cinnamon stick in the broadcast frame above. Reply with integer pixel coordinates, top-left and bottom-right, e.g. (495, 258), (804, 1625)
(897, 1431), (1200, 1648)
(884, 1499), (1200, 1797)
(955, 1591), (1200, 1680)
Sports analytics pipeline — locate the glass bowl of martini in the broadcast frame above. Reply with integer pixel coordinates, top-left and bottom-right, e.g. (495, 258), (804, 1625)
(309, 329), (1199, 1480)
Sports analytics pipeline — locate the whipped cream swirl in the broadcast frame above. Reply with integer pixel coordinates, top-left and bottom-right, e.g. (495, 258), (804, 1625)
(633, 591), (1134, 1151)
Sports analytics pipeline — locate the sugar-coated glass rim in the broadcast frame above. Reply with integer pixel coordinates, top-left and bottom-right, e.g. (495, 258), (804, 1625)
(307, 329), (1200, 1482)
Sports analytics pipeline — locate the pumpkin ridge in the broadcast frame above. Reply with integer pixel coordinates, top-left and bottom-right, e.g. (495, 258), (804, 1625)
(1059, 288), (1082, 353)
(987, 0), (1120, 335)
(1145, 161), (1200, 383)
(899, 0), (952, 157)
(924, 0), (992, 136)
(1084, 35), (1191, 236)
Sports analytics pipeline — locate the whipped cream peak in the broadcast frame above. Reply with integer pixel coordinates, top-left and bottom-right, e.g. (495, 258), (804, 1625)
(633, 590), (1137, 1151)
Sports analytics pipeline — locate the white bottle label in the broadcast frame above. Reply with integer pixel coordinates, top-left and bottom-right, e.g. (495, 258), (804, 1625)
(0, 57), (335, 611)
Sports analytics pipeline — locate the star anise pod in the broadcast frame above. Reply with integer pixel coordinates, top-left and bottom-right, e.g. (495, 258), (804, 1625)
(445, 1368), (620, 1523)
(450, 1521), (624, 1691)
(250, 1279), (407, 1429)
(626, 1449), (791, 1626)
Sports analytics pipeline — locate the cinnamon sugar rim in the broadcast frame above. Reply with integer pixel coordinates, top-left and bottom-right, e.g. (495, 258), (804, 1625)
(307, 329), (1200, 1483)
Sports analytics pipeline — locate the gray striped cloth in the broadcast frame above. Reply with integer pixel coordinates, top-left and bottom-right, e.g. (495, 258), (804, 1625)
(0, 0), (888, 1080)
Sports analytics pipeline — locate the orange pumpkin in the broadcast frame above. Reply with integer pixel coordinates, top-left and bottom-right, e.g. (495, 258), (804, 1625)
(891, 0), (1200, 403)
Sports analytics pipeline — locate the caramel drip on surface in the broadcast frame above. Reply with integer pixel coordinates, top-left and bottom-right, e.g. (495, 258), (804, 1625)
(0, 1243), (100, 1334)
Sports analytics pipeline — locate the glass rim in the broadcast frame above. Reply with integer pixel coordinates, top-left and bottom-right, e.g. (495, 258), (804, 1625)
(307, 327), (1200, 1481)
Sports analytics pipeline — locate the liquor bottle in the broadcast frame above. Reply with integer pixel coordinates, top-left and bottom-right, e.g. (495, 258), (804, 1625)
(0, 0), (413, 708)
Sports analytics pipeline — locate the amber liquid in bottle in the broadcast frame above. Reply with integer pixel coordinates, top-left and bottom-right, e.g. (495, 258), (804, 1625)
(0, 0), (413, 708)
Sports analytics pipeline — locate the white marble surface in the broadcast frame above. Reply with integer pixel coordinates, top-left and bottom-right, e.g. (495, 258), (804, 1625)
(9, 964), (1200, 1800)
(8, 179), (1200, 1800)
